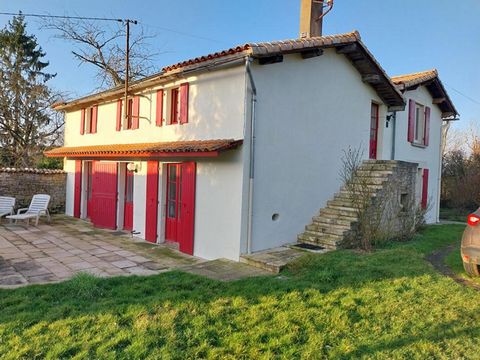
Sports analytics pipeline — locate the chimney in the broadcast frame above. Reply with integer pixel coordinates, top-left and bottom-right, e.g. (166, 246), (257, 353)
(300, 0), (331, 38)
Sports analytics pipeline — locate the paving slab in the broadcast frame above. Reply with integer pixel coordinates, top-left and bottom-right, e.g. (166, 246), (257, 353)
(0, 215), (273, 287)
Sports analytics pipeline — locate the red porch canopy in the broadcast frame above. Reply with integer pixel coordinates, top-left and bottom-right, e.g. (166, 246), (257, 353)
(45, 139), (243, 159)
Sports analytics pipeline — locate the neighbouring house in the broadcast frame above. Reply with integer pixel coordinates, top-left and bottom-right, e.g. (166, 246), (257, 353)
(46, 30), (458, 261)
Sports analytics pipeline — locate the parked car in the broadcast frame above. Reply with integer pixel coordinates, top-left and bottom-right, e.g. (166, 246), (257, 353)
(461, 210), (480, 276)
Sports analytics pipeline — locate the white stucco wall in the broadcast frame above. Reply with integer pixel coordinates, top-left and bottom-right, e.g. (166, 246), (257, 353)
(389, 86), (443, 223)
(61, 66), (248, 260)
(63, 66), (246, 147)
(248, 50), (384, 252)
(64, 159), (75, 217)
(193, 150), (245, 261)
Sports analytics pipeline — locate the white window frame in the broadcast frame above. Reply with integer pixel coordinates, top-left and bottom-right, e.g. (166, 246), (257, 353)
(413, 102), (425, 146)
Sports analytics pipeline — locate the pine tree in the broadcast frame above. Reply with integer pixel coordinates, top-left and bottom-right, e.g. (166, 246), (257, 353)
(0, 14), (63, 167)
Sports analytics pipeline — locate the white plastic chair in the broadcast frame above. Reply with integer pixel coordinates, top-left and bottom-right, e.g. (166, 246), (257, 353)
(0, 196), (15, 220)
(7, 194), (51, 226)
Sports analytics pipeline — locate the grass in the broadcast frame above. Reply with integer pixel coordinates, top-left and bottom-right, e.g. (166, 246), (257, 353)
(439, 207), (469, 223)
(0, 224), (478, 359)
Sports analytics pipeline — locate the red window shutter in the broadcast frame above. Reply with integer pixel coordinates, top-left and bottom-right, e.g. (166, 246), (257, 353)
(91, 106), (98, 134)
(424, 106), (431, 146)
(179, 83), (189, 124)
(156, 90), (164, 126)
(74, 160), (82, 218)
(132, 96), (140, 129)
(116, 100), (123, 131)
(408, 99), (415, 143)
(421, 168), (429, 209)
(80, 109), (85, 135)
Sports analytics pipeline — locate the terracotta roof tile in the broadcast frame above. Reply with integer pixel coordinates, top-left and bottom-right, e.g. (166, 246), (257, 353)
(162, 31), (361, 71)
(45, 139), (243, 158)
(391, 69), (438, 88)
(392, 69), (458, 118)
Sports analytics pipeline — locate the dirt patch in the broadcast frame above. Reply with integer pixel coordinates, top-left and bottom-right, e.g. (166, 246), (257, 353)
(426, 245), (480, 291)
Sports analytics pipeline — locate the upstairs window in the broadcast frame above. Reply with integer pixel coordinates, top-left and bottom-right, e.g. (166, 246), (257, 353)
(167, 83), (189, 125)
(126, 98), (134, 130)
(118, 96), (139, 130)
(407, 99), (430, 147)
(80, 106), (97, 135)
(414, 103), (425, 144)
(170, 88), (180, 125)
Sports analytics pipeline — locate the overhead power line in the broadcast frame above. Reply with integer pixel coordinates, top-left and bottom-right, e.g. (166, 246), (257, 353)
(0, 11), (123, 23)
(445, 83), (480, 106)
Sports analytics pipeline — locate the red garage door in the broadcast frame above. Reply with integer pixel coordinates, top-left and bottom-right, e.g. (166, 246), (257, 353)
(91, 161), (118, 230)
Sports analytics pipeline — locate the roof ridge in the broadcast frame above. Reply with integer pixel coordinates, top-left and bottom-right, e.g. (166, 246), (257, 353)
(391, 68), (438, 80)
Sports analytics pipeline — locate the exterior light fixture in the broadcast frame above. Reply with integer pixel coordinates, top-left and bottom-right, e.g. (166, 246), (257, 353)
(126, 162), (138, 173)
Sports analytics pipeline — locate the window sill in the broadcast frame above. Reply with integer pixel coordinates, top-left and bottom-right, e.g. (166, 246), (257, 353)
(411, 142), (427, 149)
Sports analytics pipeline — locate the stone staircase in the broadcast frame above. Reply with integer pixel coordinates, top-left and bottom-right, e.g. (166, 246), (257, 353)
(297, 160), (401, 250)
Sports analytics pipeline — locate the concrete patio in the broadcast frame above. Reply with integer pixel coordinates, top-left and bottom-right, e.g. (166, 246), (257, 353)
(0, 216), (269, 288)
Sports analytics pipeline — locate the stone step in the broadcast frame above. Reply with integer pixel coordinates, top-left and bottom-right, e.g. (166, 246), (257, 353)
(335, 190), (377, 200)
(306, 223), (350, 236)
(359, 164), (397, 172)
(347, 177), (388, 186)
(313, 215), (356, 227)
(328, 199), (354, 208)
(324, 204), (358, 213)
(340, 184), (383, 193)
(319, 208), (359, 221)
(297, 234), (341, 250)
(302, 229), (344, 241)
(363, 160), (398, 165)
(240, 246), (305, 273)
(355, 170), (393, 177)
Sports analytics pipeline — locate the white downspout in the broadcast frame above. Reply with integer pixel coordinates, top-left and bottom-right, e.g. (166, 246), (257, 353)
(245, 57), (257, 254)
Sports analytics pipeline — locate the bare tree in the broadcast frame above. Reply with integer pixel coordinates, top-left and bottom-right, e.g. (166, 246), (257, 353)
(43, 18), (159, 88)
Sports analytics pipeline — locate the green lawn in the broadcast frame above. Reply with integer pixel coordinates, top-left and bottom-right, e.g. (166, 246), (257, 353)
(1, 224), (478, 359)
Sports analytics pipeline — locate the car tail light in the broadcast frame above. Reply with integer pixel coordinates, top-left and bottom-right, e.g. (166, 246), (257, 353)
(467, 214), (480, 226)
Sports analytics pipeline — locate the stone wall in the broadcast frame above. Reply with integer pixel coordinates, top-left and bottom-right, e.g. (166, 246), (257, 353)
(373, 161), (419, 235)
(0, 168), (66, 213)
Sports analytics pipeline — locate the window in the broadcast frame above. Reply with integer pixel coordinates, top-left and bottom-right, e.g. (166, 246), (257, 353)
(414, 103), (425, 144)
(408, 99), (430, 147)
(86, 107), (94, 133)
(170, 88), (180, 125)
(126, 98), (134, 130)
(80, 106), (97, 134)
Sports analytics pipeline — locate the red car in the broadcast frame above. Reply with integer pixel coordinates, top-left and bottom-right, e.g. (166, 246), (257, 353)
(461, 211), (480, 276)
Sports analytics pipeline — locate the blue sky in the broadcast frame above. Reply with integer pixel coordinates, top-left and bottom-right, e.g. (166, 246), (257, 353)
(1, 0), (479, 128)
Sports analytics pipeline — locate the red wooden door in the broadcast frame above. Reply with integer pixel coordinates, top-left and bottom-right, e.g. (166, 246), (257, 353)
(177, 162), (196, 255)
(86, 162), (93, 218)
(145, 161), (159, 243)
(369, 103), (379, 159)
(91, 161), (118, 230)
(123, 169), (134, 231)
(165, 163), (181, 242)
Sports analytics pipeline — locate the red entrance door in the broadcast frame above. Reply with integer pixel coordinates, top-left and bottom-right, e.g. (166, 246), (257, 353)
(91, 161), (118, 230)
(86, 162), (93, 218)
(145, 161), (159, 243)
(369, 103), (379, 159)
(123, 169), (134, 231)
(165, 162), (196, 255)
(165, 163), (181, 242)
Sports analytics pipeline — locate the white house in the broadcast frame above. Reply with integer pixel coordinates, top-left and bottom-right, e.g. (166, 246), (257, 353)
(47, 31), (457, 261)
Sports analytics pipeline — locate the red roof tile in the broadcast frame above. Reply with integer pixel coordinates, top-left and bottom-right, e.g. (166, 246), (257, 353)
(45, 139), (243, 158)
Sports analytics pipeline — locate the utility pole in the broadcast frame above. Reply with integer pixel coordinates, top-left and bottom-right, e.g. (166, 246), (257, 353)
(123, 19), (138, 122)
(299, 0), (334, 38)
